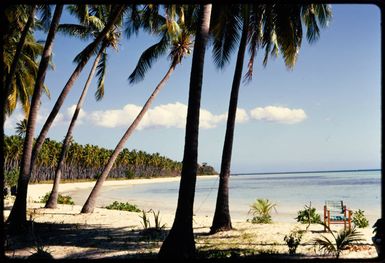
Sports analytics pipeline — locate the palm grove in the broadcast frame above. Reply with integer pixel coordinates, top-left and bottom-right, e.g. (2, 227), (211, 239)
(1, 3), (331, 259)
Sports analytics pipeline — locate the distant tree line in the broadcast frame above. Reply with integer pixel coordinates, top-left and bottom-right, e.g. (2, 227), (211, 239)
(4, 135), (216, 182)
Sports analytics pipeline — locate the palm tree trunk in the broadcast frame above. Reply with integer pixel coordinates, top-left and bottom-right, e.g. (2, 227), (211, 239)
(29, 5), (125, 181)
(158, 4), (212, 259)
(45, 45), (105, 209)
(81, 63), (176, 213)
(1, 4), (9, 257)
(7, 5), (63, 230)
(210, 16), (248, 234)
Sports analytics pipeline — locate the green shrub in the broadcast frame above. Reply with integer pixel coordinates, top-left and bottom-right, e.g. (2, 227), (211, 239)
(5, 169), (19, 187)
(352, 209), (369, 228)
(284, 228), (304, 254)
(39, 192), (75, 205)
(105, 201), (141, 212)
(295, 205), (322, 224)
(125, 170), (135, 179)
(248, 198), (277, 224)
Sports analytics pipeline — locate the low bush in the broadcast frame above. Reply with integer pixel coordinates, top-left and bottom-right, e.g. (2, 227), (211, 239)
(125, 170), (135, 179)
(105, 201), (141, 212)
(5, 169), (19, 187)
(284, 228), (304, 254)
(352, 209), (369, 228)
(39, 192), (75, 205)
(295, 204), (322, 224)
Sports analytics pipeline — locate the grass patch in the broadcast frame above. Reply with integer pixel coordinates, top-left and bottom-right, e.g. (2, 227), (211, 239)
(39, 193), (75, 205)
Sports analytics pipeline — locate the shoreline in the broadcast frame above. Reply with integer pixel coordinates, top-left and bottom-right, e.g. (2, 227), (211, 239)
(26, 175), (217, 202)
(25, 175), (380, 224)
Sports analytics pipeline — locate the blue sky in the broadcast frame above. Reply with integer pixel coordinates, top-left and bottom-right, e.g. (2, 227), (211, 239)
(5, 4), (381, 173)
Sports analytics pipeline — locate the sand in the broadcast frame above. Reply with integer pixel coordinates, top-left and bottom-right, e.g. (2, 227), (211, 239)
(3, 178), (379, 260)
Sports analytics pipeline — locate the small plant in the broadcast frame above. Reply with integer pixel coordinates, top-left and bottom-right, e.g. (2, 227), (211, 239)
(139, 210), (151, 229)
(352, 209), (369, 228)
(248, 198), (277, 224)
(296, 203), (322, 226)
(151, 209), (166, 230)
(28, 243), (53, 259)
(313, 225), (364, 258)
(28, 220), (54, 259)
(105, 201), (141, 212)
(138, 209), (167, 240)
(284, 228), (304, 254)
(39, 192), (74, 205)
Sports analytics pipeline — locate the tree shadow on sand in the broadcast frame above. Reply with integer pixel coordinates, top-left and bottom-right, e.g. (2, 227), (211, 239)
(5, 221), (169, 259)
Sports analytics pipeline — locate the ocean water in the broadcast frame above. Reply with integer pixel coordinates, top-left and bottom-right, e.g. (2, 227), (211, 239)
(85, 170), (382, 223)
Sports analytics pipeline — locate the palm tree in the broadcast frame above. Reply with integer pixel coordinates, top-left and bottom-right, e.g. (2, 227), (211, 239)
(7, 4), (64, 230)
(158, 4), (212, 259)
(45, 5), (122, 209)
(81, 5), (193, 213)
(28, 4), (126, 185)
(15, 119), (28, 137)
(4, 5), (36, 116)
(314, 226), (364, 258)
(248, 198), (277, 223)
(209, 3), (332, 234)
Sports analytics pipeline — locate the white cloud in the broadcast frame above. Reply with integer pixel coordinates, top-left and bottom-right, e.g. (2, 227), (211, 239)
(65, 104), (87, 124)
(235, 108), (249, 123)
(4, 112), (24, 130)
(4, 103), (305, 134)
(249, 106), (307, 124)
(87, 102), (249, 130)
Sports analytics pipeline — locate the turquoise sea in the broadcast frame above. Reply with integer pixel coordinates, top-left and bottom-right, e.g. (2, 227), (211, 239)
(72, 170), (382, 223)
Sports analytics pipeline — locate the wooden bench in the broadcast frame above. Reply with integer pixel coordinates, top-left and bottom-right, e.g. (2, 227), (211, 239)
(323, 200), (352, 232)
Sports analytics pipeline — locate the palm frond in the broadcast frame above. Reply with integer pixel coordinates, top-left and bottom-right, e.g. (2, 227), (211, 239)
(57, 24), (94, 40)
(314, 235), (337, 256)
(273, 4), (301, 69)
(67, 5), (89, 25)
(141, 4), (165, 33)
(87, 15), (105, 31)
(73, 41), (101, 64)
(43, 84), (51, 99)
(36, 5), (52, 31)
(210, 4), (242, 69)
(314, 4), (332, 27)
(95, 51), (107, 101)
(244, 5), (263, 82)
(128, 33), (169, 84)
(335, 228), (364, 250)
(123, 5), (141, 38)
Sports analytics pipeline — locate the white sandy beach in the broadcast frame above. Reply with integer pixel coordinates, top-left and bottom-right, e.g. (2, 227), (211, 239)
(3, 177), (379, 259)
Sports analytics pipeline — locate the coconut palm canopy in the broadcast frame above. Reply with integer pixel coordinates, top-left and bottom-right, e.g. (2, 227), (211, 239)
(4, 4), (378, 174)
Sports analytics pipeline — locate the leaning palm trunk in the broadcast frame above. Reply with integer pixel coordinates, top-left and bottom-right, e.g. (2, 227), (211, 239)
(29, 5), (125, 181)
(7, 5), (63, 230)
(158, 4), (212, 259)
(81, 63), (177, 213)
(45, 45), (105, 209)
(210, 17), (248, 234)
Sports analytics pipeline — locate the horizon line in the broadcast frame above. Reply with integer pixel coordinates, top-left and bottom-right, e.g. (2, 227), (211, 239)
(231, 168), (381, 176)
